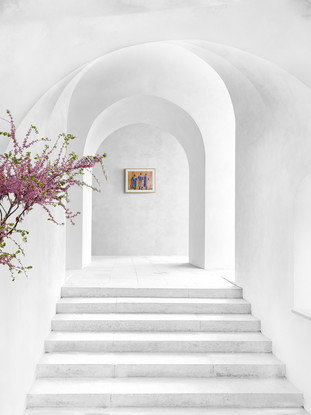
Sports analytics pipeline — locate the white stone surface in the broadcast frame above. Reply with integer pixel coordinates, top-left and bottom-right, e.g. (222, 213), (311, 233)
(45, 331), (272, 353)
(62, 257), (239, 298)
(25, 408), (309, 415)
(61, 287), (242, 299)
(56, 297), (251, 314)
(27, 377), (302, 408)
(25, 258), (306, 414)
(51, 313), (260, 332)
(37, 352), (285, 378)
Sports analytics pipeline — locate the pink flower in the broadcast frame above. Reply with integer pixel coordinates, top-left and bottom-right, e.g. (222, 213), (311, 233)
(0, 111), (106, 280)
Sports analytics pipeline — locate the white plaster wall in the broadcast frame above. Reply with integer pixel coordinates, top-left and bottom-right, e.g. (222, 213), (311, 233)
(0, 211), (65, 415)
(293, 175), (311, 314)
(227, 58), (311, 413)
(0, 111), (67, 415)
(92, 124), (189, 256)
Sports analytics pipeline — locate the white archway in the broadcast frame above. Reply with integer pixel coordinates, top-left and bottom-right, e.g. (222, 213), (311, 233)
(80, 96), (205, 268)
(18, 41), (239, 272)
(64, 43), (235, 270)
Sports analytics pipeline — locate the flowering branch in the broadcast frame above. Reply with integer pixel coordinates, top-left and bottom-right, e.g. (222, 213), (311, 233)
(0, 110), (107, 280)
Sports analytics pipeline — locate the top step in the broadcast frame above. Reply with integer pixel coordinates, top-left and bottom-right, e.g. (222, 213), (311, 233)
(61, 286), (242, 299)
(25, 408), (309, 415)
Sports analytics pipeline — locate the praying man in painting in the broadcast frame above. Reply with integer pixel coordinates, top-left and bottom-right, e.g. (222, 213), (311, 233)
(138, 173), (144, 190)
(132, 174), (137, 190)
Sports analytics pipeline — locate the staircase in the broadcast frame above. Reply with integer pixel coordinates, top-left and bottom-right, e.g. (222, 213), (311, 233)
(25, 278), (306, 414)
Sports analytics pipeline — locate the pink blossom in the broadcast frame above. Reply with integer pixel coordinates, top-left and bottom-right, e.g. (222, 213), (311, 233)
(0, 111), (106, 280)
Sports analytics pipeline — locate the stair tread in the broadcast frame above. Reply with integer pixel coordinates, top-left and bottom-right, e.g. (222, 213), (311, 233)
(61, 286), (242, 299)
(25, 408), (309, 415)
(39, 352), (283, 365)
(52, 314), (257, 321)
(29, 377), (301, 395)
(58, 298), (249, 304)
(62, 283), (239, 289)
(46, 331), (269, 341)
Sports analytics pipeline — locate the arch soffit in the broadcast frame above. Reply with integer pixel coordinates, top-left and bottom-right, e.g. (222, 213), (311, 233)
(64, 42), (235, 154)
(83, 95), (204, 170)
(17, 40), (285, 153)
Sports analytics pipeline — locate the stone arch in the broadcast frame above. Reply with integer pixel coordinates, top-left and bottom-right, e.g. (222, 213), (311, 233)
(62, 42), (236, 270)
(17, 40), (239, 272)
(78, 95), (204, 268)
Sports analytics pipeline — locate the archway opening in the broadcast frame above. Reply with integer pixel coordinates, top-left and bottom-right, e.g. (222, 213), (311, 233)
(76, 96), (207, 270)
(61, 42), (236, 273)
(91, 123), (189, 258)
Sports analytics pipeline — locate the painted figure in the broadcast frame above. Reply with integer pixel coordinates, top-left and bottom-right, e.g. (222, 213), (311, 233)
(144, 173), (149, 190)
(138, 173), (144, 190)
(131, 174), (137, 189)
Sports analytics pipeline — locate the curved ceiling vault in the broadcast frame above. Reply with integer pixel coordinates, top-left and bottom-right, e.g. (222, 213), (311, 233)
(17, 40), (304, 271)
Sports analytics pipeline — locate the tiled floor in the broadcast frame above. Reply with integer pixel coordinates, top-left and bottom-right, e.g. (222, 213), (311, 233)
(65, 256), (235, 288)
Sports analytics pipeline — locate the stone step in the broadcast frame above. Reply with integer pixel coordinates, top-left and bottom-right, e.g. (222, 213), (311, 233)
(45, 331), (272, 353)
(37, 352), (285, 378)
(51, 314), (260, 332)
(27, 377), (303, 408)
(57, 298), (251, 314)
(25, 408), (309, 415)
(61, 287), (243, 299)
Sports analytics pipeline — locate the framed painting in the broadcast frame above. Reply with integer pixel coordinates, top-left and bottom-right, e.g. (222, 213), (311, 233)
(125, 168), (156, 193)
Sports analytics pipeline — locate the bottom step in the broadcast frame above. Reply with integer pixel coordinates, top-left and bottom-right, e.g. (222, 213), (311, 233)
(25, 408), (309, 415)
(27, 377), (302, 408)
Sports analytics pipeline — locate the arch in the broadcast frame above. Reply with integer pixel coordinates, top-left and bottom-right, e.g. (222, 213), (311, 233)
(78, 95), (205, 268)
(17, 40), (240, 272)
(64, 43), (235, 271)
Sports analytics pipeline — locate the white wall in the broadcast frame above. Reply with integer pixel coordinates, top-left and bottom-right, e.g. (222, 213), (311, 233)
(0, 80), (68, 415)
(293, 175), (311, 315)
(92, 124), (189, 256)
(229, 57), (311, 413)
(0, 211), (65, 415)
